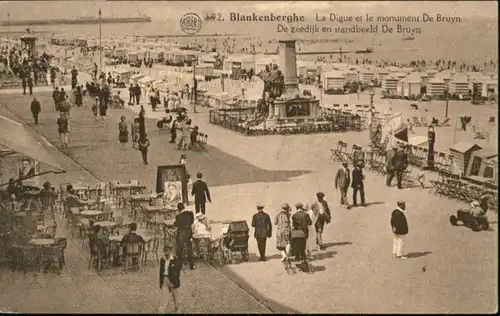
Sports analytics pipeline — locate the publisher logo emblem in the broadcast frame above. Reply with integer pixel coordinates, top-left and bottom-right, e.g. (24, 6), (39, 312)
(180, 13), (202, 35)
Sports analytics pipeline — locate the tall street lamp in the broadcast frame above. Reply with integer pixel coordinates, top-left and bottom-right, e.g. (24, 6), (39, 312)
(98, 8), (102, 72)
(366, 89), (375, 162)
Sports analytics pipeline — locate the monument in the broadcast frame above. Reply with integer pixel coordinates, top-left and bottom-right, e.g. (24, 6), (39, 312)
(265, 40), (321, 124)
(19, 28), (38, 59)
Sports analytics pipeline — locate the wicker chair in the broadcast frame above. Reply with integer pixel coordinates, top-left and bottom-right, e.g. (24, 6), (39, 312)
(123, 242), (145, 272)
(54, 238), (68, 266)
(142, 236), (160, 266)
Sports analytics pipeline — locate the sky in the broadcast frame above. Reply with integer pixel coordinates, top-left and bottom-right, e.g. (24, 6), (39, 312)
(0, 1), (497, 20)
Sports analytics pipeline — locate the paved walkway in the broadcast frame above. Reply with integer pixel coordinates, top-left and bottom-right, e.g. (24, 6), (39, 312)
(0, 90), (497, 313)
(0, 93), (271, 314)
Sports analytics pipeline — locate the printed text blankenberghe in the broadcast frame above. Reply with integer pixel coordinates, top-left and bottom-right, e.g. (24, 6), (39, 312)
(229, 13), (305, 23)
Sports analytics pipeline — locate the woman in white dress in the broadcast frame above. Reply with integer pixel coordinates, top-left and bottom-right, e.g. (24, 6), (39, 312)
(305, 203), (319, 257)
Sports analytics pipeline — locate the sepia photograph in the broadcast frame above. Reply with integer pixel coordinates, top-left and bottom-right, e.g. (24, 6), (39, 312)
(0, 0), (497, 313)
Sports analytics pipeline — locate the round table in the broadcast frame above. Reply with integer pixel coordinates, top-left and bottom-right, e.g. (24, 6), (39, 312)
(94, 221), (117, 229)
(80, 210), (103, 218)
(29, 238), (54, 246)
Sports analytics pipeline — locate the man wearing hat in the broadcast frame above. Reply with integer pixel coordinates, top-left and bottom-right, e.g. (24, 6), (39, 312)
(335, 162), (351, 208)
(291, 203), (312, 264)
(385, 143), (397, 187)
(251, 202), (272, 261)
(311, 192), (331, 250)
(390, 200), (409, 259)
(174, 202), (195, 269)
(390, 144), (409, 189)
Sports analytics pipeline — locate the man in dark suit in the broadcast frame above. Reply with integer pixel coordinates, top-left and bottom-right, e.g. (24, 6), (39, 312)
(30, 97), (41, 125)
(390, 200), (409, 259)
(120, 222), (146, 245)
(391, 144), (408, 189)
(174, 202), (195, 269)
(385, 144), (397, 187)
(291, 203), (312, 263)
(335, 162), (351, 208)
(251, 202), (272, 261)
(351, 165), (366, 206)
(191, 172), (211, 214)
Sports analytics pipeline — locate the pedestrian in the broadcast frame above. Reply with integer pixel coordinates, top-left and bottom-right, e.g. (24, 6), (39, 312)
(92, 97), (99, 119)
(251, 202), (272, 262)
(290, 203), (312, 268)
(274, 203), (292, 261)
(305, 203), (318, 258)
(118, 116), (129, 149)
(27, 76), (33, 95)
(158, 243), (181, 313)
(128, 84), (135, 105)
(52, 87), (60, 111)
(385, 144), (397, 187)
(407, 118), (414, 134)
(311, 192), (331, 250)
(351, 164), (366, 206)
(30, 97), (41, 125)
(191, 172), (211, 214)
(99, 96), (107, 120)
(131, 118), (140, 149)
(390, 200), (409, 260)
(139, 105), (146, 139)
(335, 162), (351, 208)
(391, 144), (409, 189)
(138, 133), (150, 165)
(21, 76), (27, 95)
(56, 112), (69, 148)
(174, 202), (195, 269)
(135, 84), (141, 105)
(169, 117), (178, 144)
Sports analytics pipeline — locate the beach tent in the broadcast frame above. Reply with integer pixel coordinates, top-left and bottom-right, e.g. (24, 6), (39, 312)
(449, 141), (482, 175)
(465, 148), (498, 185)
(0, 114), (65, 185)
(112, 68), (134, 83)
(130, 73), (144, 83)
(138, 76), (155, 87)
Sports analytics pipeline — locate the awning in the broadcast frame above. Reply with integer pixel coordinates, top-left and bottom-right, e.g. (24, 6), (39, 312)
(0, 114), (65, 173)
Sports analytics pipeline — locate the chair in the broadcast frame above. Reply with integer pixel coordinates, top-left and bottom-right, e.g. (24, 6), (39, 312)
(35, 214), (45, 226)
(142, 236), (160, 266)
(488, 116), (495, 125)
(402, 165), (415, 184)
(54, 238), (68, 266)
(123, 242), (145, 272)
(44, 224), (57, 238)
(78, 218), (91, 247)
(14, 245), (41, 274)
(40, 244), (65, 274)
(121, 191), (132, 215)
(88, 238), (109, 272)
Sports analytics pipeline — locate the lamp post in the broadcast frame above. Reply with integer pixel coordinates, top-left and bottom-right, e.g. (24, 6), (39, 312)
(98, 8), (102, 72)
(366, 89), (375, 162)
(444, 86), (449, 119)
(192, 60), (197, 113)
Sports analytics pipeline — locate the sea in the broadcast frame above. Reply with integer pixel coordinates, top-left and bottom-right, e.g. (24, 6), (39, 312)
(0, 1), (497, 65)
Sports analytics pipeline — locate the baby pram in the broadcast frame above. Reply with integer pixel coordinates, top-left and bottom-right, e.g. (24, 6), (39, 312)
(220, 221), (250, 264)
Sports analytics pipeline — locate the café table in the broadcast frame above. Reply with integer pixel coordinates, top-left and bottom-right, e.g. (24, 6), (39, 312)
(29, 238), (55, 246)
(130, 194), (158, 219)
(80, 210), (104, 219)
(94, 221), (118, 233)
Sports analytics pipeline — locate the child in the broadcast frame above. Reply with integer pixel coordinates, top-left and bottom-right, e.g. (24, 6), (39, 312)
(417, 165), (426, 188)
(158, 244), (181, 313)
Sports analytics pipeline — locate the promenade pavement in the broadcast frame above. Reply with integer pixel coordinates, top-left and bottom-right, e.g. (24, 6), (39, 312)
(0, 89), (497, 313)
(0, 93), (271, 314)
